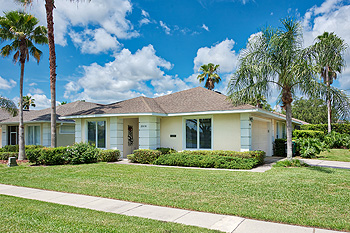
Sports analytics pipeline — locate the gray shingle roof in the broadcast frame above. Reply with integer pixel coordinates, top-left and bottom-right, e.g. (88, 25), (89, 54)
(0, 101), (102, 124)
(0, 109), (12, 122)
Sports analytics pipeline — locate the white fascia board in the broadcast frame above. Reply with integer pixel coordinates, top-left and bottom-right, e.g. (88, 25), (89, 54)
(0, 120), (74, 125)
(167, 109), (258, 116)
(256, 108), (302, 125)
(59, 112), (167, 120)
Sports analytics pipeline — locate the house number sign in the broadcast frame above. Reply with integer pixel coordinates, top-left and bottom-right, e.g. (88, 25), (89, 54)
(140, 125), (147, 128)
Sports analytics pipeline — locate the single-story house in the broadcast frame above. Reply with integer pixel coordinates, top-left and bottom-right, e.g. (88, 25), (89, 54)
(0, 101), (102, 147)
(59, 87), (307, 157)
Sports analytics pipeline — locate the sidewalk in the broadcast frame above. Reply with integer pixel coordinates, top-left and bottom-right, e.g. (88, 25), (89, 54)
(0, 184), (345, 233)
(299, 159), (350, 169)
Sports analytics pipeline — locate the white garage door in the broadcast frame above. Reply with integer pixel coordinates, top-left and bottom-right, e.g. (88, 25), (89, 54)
(252, 120), (270, 155)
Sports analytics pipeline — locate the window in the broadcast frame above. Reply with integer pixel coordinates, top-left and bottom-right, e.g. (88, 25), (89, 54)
(185, 118), (211, 149)
(60, 125), (75, 134)
(276, 123), (279, 139)
(27, 126), (41, 145)
(282, 123), (286, 139)
(7, 126), (18, 145)
(88, 121), (106, 148)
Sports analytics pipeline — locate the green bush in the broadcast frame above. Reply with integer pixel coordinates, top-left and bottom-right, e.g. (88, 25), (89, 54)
(273, 159), (309, 167)
(65, 142), (98, 164)
(26, 149), (42, 164)
(273, 139), (286, 157)
(130, 149), (162, 164)
(301, 123), (350, 135)
(98, 149), (120, 162)
(295, 138), (327, 158)
(25, 145), (44, 151)
(36, 147), (67, 165)
(293, 130), (324, 140)
(2, 145), (19, 152)
(154, 151), (265, 170)
(127, 154), (135, 162)
(323, 131), (350, 149)
(0, 152), (18, 160)
(156, 147), (176, 154)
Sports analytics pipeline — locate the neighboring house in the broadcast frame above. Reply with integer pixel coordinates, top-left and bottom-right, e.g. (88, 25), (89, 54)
(60, 87), (306, 157)
(0, 101), (102, 147)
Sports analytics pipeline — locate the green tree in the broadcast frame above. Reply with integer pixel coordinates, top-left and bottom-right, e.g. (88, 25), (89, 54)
(0, 11), (48, 160)
(247, 94), (273, 111)
(60, 101), (68, 105)
(19, 95), (36, 110)
(310, 32), (348, 132)
(289, 97), (338, 124)
(197, 63), (221, 90)
(228, 18), (349, 159)
(0, 96), (18, 116)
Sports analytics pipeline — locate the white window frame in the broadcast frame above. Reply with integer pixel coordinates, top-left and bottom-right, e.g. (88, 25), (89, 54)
(182, 115), (213, 150)
(26, 124), (41, 145)
(59, 124), (75, 134)
(86, 119), (107, 149)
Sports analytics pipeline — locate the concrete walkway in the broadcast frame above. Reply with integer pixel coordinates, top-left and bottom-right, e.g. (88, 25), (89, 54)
(0, 184), (346, 233)
(299, 159), (350, 169)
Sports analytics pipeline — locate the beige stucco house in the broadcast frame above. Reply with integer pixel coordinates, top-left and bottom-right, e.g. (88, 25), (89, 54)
(59, 87), (306, 157)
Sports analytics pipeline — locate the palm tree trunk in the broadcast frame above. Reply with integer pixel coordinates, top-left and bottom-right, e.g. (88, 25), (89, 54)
(45, 0), (57, 147)
(326, 66), (331, 133)
(285, 102), (293, 159)
(18, 61), (25, 160)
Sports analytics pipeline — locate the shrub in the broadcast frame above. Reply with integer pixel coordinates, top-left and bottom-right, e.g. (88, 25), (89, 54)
(323, 131), (350, 149)
(293, 130), (324, 140)
(98, 149), (120, 162)
(301, 123), (350, 135)
(295, 138), (327, 158)
(25, 145), (44, 151)
(154, 151), (265, 170)
(127, 154), (135, 162)
(0, 152), (18, 160)
(130, 149), (162, 164)
(26, 149), (43, 164)
(273, 159), (309, 167)
(156, 147), (176, 155)
(36, 147), (67, 165)
(2, 145), (19, 152)
(273, 139), (286, 157)
(65, 142), (98, 164)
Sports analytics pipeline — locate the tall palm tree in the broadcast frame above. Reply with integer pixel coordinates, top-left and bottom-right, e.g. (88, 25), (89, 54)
(0, 11), (48, 160)
(0, 96), (18, 116)
(228, 18), (349, 159)
(310, 32), (348, 133)
(197, 63), (221, 90)
(18, 0), (88, 148)
(21, 95), (36, 110)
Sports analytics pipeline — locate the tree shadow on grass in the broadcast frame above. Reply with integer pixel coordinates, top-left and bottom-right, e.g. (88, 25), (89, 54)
(307, 166), (335, 174)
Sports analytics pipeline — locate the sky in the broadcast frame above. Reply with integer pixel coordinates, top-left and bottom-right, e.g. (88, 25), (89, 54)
(0, 0), (350, 109)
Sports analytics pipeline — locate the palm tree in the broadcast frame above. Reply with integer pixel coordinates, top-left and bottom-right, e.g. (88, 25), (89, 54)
(197, 63), (221, 90)
(0, 11), (48, 160)
(21, 95), (36, 110)
(228, 17), (349, 159)
(0, 96), (18, 116)
(18, 0), (89, 148)
(310, 32), (348, 133)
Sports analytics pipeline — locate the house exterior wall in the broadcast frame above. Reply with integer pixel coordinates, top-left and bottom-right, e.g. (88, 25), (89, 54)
(57, 124), (75, 147)
(213, 114), (241, 151)
(160, 116), (182, 151)
(0, 128), (2, 147)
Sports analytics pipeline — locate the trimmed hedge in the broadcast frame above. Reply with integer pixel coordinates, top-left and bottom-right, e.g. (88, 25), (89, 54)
(0, 152), (18, 160)
(2, 145), (44, 153)
(128, 149), (162, 164)
(293, 130), (324, 140)
(98, 149), (121, 162)
(153, 150), (265, 170)
(156, 147), (176, 155)
(301, 123), (350, 135)
(65, 142), (99, 165)
(273, 139), (286, 157)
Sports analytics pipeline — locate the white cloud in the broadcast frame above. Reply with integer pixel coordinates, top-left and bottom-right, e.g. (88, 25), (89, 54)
(64, 45), (174, 103)
(0, 0), (138, 53)
(160, 21), (171, 35)
(202, 24), (209, 31)
(28, 83), (37, 87)
(25, 93), (60, 110)
(139, 18), (151, 26)
(0, 76), (16, 89)
(193, 39), (239, 73)
(141, 10), (150, 18)
(151, 75), (189, 95)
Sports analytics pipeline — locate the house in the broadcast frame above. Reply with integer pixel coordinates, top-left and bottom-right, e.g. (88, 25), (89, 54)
(59, 87), (306, 157)
(0, 101), (102, 147)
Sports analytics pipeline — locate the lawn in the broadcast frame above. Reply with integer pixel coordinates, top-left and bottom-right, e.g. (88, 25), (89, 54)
(0, 195), (217, 233)
(317, 149), (350, 162)
(0, 163), (349, 232)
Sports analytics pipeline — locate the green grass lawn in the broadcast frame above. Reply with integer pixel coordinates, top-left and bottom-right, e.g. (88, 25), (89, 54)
(0, 163), (349, 232)
(0, 195), (217, 233)
(317, 149), (350, 162)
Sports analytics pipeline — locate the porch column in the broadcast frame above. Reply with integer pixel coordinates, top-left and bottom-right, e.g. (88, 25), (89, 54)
(75, 119), (82, 143)
(42, 123), (51, 147)
(110, 117), (123, 156)
(139, 116), (160, 150)
(1, 125), (7, 146)
(240, 113), (252, 152)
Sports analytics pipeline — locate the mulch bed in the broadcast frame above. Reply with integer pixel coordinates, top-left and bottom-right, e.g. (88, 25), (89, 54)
(0, 160), (29, 165)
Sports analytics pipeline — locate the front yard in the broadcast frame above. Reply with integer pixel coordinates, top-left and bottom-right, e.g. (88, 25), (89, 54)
(0, 162), (349, 231)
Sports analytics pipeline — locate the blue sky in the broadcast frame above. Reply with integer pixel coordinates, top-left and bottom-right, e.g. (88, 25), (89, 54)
(0, 0), (349, 109)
